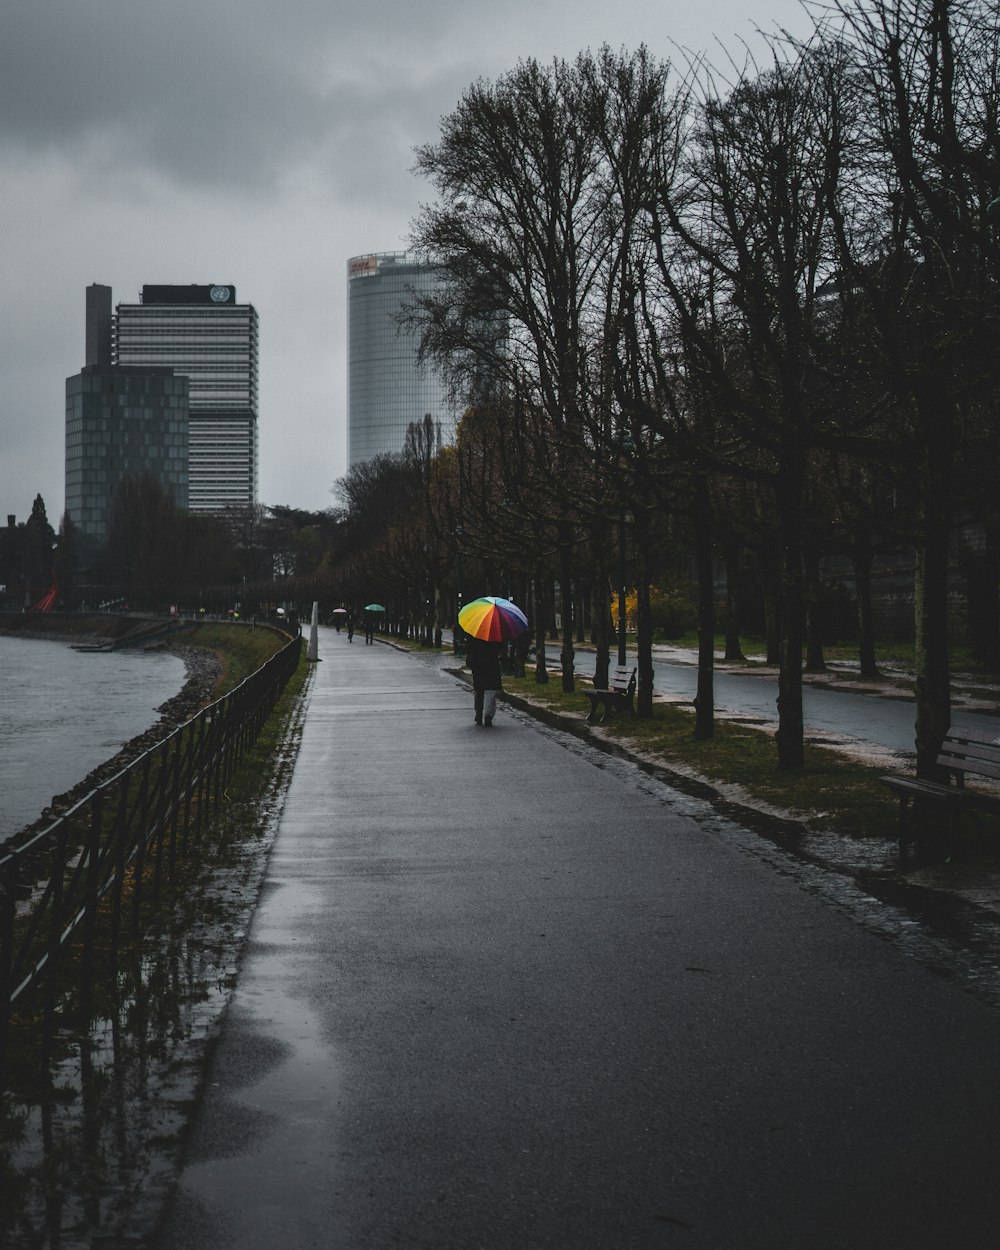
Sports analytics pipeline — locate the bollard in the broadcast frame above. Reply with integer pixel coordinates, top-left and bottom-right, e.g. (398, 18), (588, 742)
(307, 600), (320, 662)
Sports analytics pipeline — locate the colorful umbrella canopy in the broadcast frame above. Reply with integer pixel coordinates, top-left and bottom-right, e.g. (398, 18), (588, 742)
(365, 603), (386, 612)
(458, 596), (528, 642)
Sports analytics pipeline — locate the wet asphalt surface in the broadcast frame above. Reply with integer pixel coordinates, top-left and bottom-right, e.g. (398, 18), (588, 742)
(579, 644), (1000, 762)
(153, 629), (1000, 1249)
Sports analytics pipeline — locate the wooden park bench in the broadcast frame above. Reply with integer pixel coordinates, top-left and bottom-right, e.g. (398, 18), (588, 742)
(880, 725), (1000, 852)
(582, 665), (637, 724)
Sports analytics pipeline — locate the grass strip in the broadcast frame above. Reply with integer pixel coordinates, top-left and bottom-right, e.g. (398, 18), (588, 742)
(503, 674), (909, 844)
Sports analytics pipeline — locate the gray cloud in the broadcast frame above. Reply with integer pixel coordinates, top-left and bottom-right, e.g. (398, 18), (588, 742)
(1, 0), (811, 525)
(1, 1), (485, 193)
(4, 5), (324, 188)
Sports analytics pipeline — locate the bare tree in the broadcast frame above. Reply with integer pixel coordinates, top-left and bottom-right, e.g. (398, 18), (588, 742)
(827, 0), (1000, 774)
(648, 40), (860, 767)
(411, 46), (684, 703)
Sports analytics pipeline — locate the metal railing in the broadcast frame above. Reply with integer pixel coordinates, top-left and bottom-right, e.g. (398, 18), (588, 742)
(0, 632), (303, 1059)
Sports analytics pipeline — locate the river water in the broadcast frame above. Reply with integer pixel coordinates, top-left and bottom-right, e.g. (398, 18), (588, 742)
(0, 634), (186, 839)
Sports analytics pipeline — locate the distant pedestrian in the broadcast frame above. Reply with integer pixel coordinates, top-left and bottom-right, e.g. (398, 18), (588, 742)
(465, 636), (503, 727)
(364, 615), (375, 645)
(347, 611), (355, 643)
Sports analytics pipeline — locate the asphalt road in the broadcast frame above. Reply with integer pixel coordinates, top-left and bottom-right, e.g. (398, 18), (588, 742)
(154, 628), (1000, 1249)
(577, 646), (1000, 760)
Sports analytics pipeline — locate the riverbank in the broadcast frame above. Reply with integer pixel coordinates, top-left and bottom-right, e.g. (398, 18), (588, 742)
(0, 632), (311, 1249)
(0, 610), (154, 645)
(0, 615), (289, 845)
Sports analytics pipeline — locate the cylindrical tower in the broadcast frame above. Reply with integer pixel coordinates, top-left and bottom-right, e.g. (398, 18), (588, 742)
(347, 252), (456, 467)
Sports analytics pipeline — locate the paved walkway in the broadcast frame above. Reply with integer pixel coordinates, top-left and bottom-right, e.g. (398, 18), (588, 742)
(156, 628), (1000, 1249)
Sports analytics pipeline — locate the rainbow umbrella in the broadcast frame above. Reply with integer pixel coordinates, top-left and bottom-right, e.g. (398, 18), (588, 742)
(458, 596), (528, 642)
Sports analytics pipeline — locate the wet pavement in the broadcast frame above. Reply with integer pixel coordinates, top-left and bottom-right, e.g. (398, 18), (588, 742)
(152, 628), (1000, 1249)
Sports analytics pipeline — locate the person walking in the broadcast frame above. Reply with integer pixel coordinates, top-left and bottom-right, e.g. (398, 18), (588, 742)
(346, 610), (355, 643)
(465, 636), (503, 727)
(364, 614), (375, 645)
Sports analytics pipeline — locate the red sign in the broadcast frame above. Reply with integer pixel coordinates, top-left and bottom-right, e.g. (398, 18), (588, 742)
(349, 255), (379, 279)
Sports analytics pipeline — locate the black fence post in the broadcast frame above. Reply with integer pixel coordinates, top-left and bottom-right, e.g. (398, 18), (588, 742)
(0, 861), (15, 1063)
(110, 772), (131, 964)
(0, 633), (304, 1042)
(42, 825), (69, 1046)
(130, 755), (152, 933)
(79, 791), (105, 1021)
(151, 740), (170, 903)
(167, 729), (183, 879)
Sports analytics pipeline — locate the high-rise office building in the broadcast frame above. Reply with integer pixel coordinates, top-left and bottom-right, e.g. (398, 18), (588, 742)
(65, 286), (190, 560)
(65, 366), (190, 555)
(347, 252), (457, 467)
(114, 284), (258, 512)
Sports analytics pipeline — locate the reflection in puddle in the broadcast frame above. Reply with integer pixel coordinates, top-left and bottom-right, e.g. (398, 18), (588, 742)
(0, 659), (307, 1248)
(0, 815), (278, 1249)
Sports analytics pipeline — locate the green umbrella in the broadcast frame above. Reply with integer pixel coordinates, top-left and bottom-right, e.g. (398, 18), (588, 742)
(365, 603), (386, 612)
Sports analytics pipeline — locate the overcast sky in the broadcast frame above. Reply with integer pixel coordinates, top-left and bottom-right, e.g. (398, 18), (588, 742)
(1, 0), (812, 525)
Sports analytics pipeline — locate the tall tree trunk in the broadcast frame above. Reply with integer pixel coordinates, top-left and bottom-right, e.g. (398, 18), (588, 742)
(914, 401), (953, 778)
(634, 506), (655, 717)
(775, 451), (805, 770)
(803, 544), (827, 673)
(432, 579), (443, 648)
(512, 574), (527, 676)
(722, 538), (746, 663)
(851, 534), (879, 680)
(914, 531), (952, 777)
(693, 475), (715, 739)
(558, 529), (575, 693)
(761, 542), (782, 665)
(533, 568), (548, 684)
(591, 525), (611, 690)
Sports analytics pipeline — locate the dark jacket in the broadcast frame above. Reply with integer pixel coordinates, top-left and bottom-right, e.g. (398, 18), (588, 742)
(466, 637), (503, 690)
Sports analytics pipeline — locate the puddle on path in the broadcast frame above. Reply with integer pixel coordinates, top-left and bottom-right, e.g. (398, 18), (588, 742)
(4, 657), (1000, 1246)
(0, 813), (281, 1248)
(0, 675), (307, 1249)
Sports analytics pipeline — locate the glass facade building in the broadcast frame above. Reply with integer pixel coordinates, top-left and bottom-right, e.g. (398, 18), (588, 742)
(114, 285), (258, 512)
(65, 365), (189, 555)
(347, 252), (457, 466)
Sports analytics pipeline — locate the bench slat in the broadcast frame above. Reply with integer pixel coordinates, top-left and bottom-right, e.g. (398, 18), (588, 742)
(582, 667), (636, 723)
(939, 743), (1000, 767)
(608, 666), (635, 692)
(944, 727), (1000, 749)
(882, 725), (1000, 853)
(880, 776), (966, 801)
(939, 756), (1000, 783)
(940, 737), (1000, 760)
